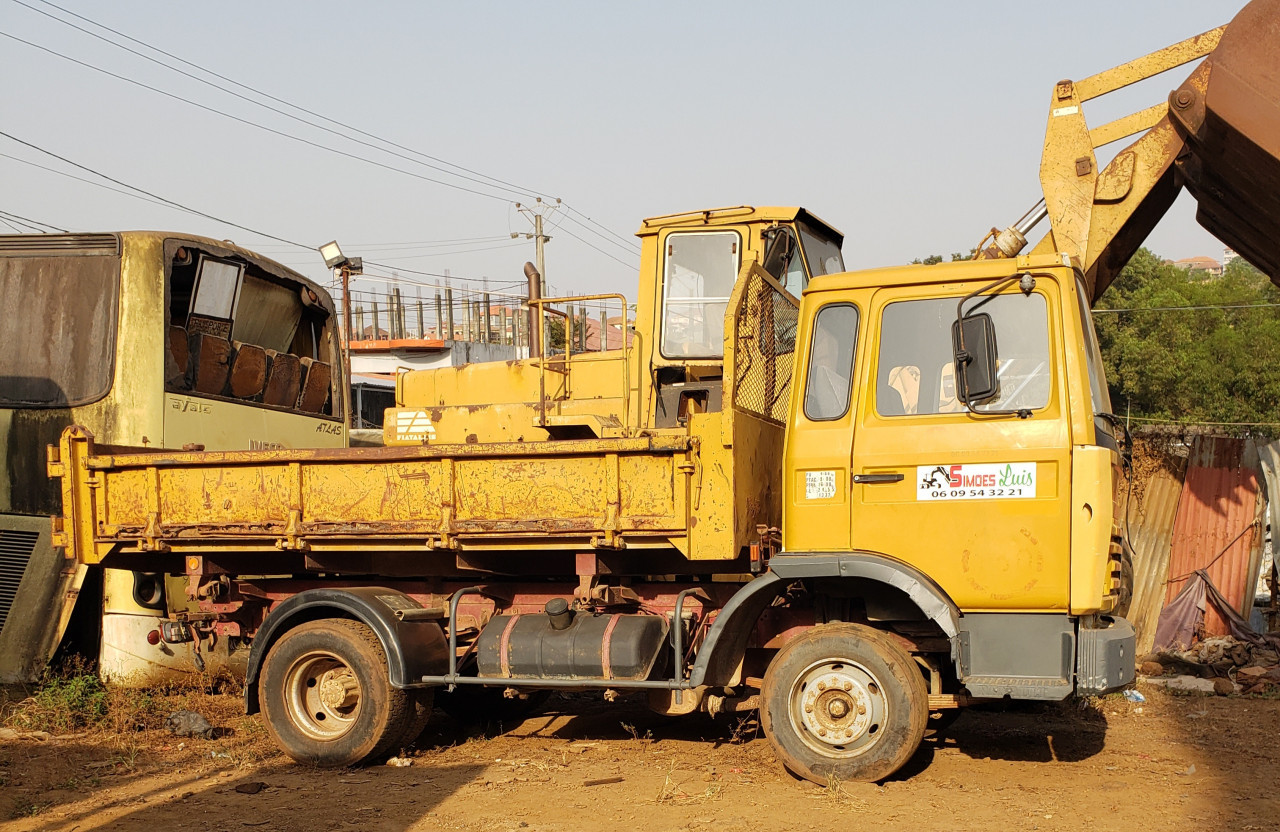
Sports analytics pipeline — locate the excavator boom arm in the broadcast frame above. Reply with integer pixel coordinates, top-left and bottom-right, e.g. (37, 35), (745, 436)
(992, 0), (1280, 301)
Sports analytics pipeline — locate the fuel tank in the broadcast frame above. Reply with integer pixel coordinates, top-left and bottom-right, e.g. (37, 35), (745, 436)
(475, 606), (669, 681)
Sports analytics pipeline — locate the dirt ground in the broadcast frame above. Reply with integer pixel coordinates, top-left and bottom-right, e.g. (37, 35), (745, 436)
(1, 680), (1277, 832)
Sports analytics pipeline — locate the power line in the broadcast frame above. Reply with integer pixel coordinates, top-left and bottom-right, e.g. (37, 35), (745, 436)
(1123, 414), (1280, 428)
(11, 0), (543, 203)
(1094, 301), (1280, 314)
(366, 242), (529, 261)
(0, 129), (314, 249)
(554, 224), (638, 269)
(1, 150), (188, 213)
(23, 0), (557, 201)
(9, 1), (640, 262)
(0, 208), (66, 232)
(0, 29), (520, 204)
(563, 205), (641, 253)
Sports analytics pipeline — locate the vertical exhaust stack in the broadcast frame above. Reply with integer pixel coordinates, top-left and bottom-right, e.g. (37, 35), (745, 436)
(1169, 0), (1280, 281)
(524, 261), (542, 359)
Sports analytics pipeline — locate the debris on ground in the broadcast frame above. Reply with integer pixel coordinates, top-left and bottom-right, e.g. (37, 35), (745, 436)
(166, 710), (217, 739)
(1137, 634), (1280, 696)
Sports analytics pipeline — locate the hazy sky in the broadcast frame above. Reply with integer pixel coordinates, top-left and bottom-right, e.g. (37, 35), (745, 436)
(0, 0), (1247, 302)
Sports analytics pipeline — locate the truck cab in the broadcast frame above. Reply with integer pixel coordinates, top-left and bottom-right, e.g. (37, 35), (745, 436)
(782, 253), (1131, 701)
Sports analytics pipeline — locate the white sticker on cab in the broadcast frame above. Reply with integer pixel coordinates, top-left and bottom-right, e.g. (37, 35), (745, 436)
(805, 470), (838, 500)
(916, 463), (1036, 501)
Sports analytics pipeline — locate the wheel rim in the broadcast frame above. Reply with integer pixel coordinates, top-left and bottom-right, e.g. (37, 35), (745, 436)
(787, 657), (888, 759)
(283, 650), (363, 741)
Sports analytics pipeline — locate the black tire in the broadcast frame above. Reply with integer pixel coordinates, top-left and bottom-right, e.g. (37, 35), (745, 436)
(259, 619), (416, 767)
(394, 689), (436, 751)
(436, 686), (552, 728)
(760, 623), (928, 783)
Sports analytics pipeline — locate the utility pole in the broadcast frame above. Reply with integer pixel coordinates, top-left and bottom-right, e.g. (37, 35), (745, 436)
(515, 198), (560, 296)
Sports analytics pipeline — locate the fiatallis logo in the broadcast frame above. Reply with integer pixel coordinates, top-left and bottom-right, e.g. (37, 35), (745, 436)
(917, 463), (1036, 501)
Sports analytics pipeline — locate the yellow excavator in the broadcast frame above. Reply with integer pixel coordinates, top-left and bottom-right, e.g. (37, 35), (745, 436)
(977, 0), (1279, 293)
(44, 0), (1280, 784)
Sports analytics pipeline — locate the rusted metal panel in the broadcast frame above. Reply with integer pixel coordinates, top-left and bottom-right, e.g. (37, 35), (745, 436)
(1165, 436), (1264, 636)
(54, 428), (695, 561)
(1123, 453), (1186, 655)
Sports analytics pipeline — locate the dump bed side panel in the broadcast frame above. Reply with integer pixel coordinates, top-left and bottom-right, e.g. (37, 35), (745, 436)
(52, 428), (697, 562)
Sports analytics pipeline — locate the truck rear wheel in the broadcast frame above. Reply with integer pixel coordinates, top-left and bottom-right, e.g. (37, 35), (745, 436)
(760, 623), (927, 783)
(259, 619), (417, 766)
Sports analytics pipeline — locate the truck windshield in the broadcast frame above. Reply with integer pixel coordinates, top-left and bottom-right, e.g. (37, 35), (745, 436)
(797, 221), (845, 277)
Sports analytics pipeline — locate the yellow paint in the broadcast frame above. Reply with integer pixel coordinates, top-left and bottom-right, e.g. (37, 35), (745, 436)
(785, 256), (1115, 613)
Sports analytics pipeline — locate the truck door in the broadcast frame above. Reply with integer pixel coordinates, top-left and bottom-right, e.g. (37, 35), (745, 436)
(846, 280), (1073, 612)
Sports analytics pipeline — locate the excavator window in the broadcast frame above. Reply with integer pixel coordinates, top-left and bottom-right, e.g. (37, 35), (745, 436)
(796, 221), (845, 277)
(660, 230), (741, 359)
(876, 294), (1051, 416)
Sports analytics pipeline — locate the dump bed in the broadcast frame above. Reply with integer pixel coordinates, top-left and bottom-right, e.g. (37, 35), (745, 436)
(49, 426), (701, 566)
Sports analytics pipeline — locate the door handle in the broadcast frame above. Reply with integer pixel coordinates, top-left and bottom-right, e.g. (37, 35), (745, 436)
(853, 473), (904, 484)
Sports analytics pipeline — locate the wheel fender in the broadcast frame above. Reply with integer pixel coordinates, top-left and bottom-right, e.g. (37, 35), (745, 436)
(689, 552), (961, 688)
(768, 552), (961, 638)
(244, 587), (447, 714)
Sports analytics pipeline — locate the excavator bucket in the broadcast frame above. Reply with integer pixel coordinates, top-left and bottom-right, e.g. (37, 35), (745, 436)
(1170, 0), (1280, 280)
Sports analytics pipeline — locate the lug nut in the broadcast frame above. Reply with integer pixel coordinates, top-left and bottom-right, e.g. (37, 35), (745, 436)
(843, 681), (853, 691)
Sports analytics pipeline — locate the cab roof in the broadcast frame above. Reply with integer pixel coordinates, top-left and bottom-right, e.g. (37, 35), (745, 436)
(804, 252), (1077, 294)
(636, 205), (843, 245)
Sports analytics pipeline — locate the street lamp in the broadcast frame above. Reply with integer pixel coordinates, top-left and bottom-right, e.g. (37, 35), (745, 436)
(318, 241), (362, 347)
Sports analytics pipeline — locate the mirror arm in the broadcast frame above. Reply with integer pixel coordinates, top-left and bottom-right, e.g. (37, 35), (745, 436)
(954, 272), (1038, 418)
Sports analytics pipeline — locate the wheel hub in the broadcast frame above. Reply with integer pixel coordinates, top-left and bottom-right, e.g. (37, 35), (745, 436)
(318, 669), (360, 710)
(790, 660), (888, 757)
(284, 652), (363, 741)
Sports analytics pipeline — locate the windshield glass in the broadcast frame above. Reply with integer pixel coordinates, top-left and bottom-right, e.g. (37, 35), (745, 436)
(797, 221), (845, 277)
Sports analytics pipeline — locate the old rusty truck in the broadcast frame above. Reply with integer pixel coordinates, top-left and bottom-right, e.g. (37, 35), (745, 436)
(46, 0), (1280, 782)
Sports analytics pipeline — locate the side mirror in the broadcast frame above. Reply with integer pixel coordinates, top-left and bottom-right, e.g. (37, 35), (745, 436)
(952, 313), (999, 404)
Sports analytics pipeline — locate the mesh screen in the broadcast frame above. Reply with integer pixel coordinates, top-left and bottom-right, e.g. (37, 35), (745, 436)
(731, 270), (799, 424)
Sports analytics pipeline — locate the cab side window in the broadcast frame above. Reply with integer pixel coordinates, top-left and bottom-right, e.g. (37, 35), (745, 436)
(876, 294), (1051, 416)
(803, 303), (859, 420)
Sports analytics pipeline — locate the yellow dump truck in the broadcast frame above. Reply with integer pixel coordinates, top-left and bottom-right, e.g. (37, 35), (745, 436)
(46, 0), (1280, 782)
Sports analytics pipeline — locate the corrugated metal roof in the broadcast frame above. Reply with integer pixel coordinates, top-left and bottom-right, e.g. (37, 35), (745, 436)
(1165, 436), (1265, 636)
(1125, 457), (1186, 656)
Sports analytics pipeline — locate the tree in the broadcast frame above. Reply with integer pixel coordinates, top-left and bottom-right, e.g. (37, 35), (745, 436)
(1093, 249), (1280, 424)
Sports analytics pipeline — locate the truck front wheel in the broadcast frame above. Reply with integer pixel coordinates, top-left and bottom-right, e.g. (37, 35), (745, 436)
(259, 619), (418, 766)
(760, 623), (927, 783)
